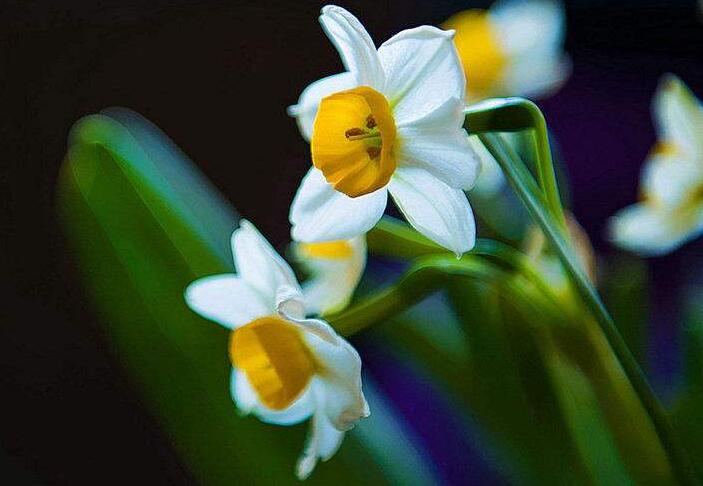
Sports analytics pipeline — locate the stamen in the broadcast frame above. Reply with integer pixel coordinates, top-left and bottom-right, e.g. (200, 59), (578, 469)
(345, 131), (381, 141)
(312, 86), (397, 197)
(345, 127), (366, 138)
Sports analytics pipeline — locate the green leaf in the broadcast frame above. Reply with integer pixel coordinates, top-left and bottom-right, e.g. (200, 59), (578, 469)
(476, 130), (696, 485)
(348, 218), (674, 483)
(57, 109), (438, 485)
(601, 254), (650, 366)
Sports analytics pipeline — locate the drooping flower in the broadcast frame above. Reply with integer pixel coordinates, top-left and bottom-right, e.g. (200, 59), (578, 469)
(185, 220), (369, 479)
(294, 236), (366, 316)
(609, 76), (703, 256)
(288, 5), (480, 256)
(442, 0), (570, 102)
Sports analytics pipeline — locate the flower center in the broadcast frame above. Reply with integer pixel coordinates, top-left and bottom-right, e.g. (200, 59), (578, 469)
(443, 10), (507, 99)
(312, 86), (397, 197)
(651, 141), (678, 157)
(230, 315), (316, 410)
(298, 240), (354, 260)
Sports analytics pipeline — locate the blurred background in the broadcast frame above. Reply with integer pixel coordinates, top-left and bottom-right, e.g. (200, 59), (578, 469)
(2, 0), (703, 484)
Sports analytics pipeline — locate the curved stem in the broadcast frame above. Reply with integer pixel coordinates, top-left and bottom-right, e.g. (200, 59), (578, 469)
(369, 216), (562, 308)
(465, 98), (567, 230)
(329, 254), (555, 337)
(477, 131), (698, 486)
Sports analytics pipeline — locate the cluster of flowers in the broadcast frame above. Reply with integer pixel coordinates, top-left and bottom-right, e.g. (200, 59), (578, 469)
(183, 1), (570, 479)
(181, 0), (703, 479)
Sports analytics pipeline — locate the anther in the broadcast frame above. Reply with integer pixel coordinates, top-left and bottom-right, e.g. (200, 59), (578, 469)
(346, 130), (382, 141)
(345, 127), (367, 139)
(366, 146), (381, 159)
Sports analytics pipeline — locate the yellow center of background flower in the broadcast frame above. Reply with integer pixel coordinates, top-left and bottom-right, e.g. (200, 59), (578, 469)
(312, 86), (396, 197)
(298, 240), (354, 260)
(442, 10), (507, 100)
(651, 141), (678, 158)
(230, 316), (315, 410)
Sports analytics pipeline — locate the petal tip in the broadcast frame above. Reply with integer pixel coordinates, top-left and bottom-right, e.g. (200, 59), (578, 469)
(361, 401), (371, 419)
(233, 218), (255, 241)
(182, 283), (197, 309)
(320, 4), (346, 17)
(287, 104), (300, 116)
(454, 235), (476, 257)
(442, 27), (456, 39)
(296, 453), (316, 481)
(660, 72), (682, 90)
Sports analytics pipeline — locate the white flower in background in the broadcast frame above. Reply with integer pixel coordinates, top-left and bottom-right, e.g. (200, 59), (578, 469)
(443, 0), (570, 197)
(288, 5), (480, 256)
(294, 236), (366, 315)
(609, 76), (703, 256)
(442, 0), (570, 102)
(185, 220), (369, 479)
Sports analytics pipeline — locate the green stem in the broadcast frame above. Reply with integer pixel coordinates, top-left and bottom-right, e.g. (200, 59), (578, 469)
(477, 131), (697, 486)
(329, 254), (552, 337)
(369, 216), (562, 308)
(465, 98), (567, 230)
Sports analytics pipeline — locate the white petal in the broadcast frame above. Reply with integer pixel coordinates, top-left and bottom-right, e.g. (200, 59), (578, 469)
(286, 316), (369, 431)
(232, 220), (301, 306)
(388, 167), (476, 255)
(275, 284), (307, 321)
(319, 5), (384, 89)
(396, 96), (479, 190)
(502, 53), (571, 99)
(654, 75), (703, 157)
(290, 167), (387, 242)
(184, 275), (268, 329)
(296, 236), (367, 315)
(256, 388), (316, 426)
(287, 315), (339, 346)
(608, 204), (702, 256)
(230, 371), (315, 425)
(641, 154), (703, 210)
(314, 413), (344, 461)
(378, 26), (464, 125)
(489, 0), (569, 99)
(230, 369), (258, 415)
(491, 0), (565, 57)
(296, 385), (345, 480)
(287, 72), (356, 141)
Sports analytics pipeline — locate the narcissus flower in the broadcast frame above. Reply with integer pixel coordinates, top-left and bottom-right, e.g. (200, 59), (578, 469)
(294, 236), (366, 315)
(444, 0), (570, 197)
(288, 5), (479, 255)
(609, 76), (703, 256)
(442, 0), (570, 102)
(185, 220), (369, 479)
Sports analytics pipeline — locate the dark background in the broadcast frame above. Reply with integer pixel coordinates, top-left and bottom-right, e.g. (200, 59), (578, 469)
(2, 0), (702, 484)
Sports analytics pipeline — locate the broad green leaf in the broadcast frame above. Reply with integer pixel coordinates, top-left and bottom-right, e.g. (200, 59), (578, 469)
(342, 223), (673, 483)
(57, 109), (438, 485)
